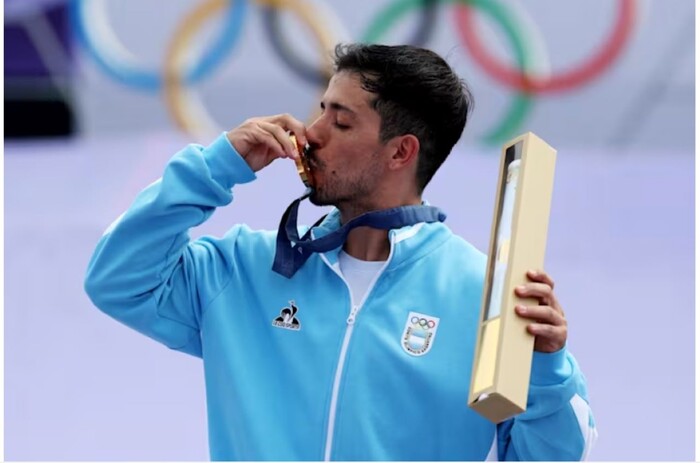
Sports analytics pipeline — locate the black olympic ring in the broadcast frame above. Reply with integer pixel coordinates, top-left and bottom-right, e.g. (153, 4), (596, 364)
(261, 0), (440, 86)
(411, 316), (436, 329)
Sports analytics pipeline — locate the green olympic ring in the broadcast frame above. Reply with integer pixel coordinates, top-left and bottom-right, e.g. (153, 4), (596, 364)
(361, 0), (535, 144)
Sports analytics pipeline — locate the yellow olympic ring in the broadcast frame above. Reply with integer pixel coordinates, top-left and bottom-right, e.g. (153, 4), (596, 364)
(164, 0), (339, 142)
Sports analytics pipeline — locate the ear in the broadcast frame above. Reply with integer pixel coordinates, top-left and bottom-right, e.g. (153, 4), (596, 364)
(387, 134), (420, 171)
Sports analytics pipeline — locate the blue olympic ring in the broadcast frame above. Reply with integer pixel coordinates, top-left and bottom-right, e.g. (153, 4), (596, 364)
(68, 0), (247, 91)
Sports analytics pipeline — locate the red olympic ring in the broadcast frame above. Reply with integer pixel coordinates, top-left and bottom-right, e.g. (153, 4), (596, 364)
(454, 0), (637, 93)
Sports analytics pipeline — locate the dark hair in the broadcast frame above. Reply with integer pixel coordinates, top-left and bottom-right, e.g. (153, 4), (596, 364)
(334, 43), (474, 193)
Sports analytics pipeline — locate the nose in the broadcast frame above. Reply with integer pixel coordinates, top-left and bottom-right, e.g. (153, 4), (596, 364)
(305, 114), (325, 151)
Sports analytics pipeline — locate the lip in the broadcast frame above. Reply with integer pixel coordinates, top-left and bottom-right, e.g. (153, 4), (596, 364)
(304, 147), (319, 173)
(305, 157), (318, 183)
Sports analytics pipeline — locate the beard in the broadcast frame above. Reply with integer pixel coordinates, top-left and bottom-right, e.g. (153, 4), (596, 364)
(309, 178), (370, 207)
(308, 165), (380, 209)
(306, 147), (384, 213)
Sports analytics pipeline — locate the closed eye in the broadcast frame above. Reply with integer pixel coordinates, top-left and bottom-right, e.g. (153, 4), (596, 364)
(320, 101), (355, 131)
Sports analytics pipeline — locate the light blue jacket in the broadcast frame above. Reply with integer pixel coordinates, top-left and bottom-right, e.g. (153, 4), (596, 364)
(85, 134), (597, 461)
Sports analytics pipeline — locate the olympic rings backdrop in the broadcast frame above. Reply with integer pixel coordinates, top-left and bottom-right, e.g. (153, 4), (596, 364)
(5, 0), (695, 149)
(4, 0), (692, 149)
(64, 0), (644, 146)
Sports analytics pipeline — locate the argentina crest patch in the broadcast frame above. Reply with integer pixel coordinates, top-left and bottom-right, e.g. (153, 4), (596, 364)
(402, 311), (440, 356)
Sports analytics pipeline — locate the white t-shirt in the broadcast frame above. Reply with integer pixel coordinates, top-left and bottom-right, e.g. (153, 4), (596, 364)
(338, 250), (386, 306)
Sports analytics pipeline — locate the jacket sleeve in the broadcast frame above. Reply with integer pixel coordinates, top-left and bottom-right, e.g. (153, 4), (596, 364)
(497, 348), (598, 460)
(84, 133), (256, 357)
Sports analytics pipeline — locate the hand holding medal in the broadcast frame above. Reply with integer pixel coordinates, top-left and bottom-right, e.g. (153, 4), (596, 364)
(225, 113), (307, 173)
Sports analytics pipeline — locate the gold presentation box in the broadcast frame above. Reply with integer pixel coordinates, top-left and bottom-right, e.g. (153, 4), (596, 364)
(468, 132), (557, 423)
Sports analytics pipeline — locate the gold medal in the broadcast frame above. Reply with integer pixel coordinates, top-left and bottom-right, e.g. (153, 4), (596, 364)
(290, 134), (313, 188)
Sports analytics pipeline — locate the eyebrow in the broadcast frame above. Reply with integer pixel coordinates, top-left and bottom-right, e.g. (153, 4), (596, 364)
(320, 101), (357, 117)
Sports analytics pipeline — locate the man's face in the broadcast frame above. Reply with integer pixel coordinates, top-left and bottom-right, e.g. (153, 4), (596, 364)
(305, 71), (389, 209)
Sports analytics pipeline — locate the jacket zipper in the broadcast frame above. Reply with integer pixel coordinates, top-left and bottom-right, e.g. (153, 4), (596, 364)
(321, 236), (395, 461)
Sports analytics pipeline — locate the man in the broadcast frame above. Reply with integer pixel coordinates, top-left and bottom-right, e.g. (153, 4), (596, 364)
(85, 43), (596, 460)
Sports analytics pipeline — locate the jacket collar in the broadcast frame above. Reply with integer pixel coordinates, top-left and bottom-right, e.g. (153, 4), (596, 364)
(310, 205), (452, 271)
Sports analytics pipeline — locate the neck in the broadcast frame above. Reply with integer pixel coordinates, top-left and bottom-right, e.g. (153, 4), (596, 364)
(343, 227), (391, 261)
(338, 195), (422, 262)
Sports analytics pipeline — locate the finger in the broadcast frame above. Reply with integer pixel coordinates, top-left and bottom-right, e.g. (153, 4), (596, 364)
(253, 126), (288, 159)
(515, 304), (565, 326)
(286, 132), (303, 160)
(526, 322), (567, 343)
(259, 121), (296, 158)
(527, 269), (555, 289)
(514, 282), (553, 301)
(271, 113), (308, 147)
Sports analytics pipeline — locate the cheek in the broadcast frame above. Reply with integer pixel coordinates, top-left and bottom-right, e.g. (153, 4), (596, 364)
(319, 139), (377, 177)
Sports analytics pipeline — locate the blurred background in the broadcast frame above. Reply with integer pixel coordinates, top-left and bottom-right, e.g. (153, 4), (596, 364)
(4, 0), (695, 461)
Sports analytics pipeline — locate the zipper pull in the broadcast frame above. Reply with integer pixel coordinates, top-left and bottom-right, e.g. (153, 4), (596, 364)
(347, 305), (359, 325)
